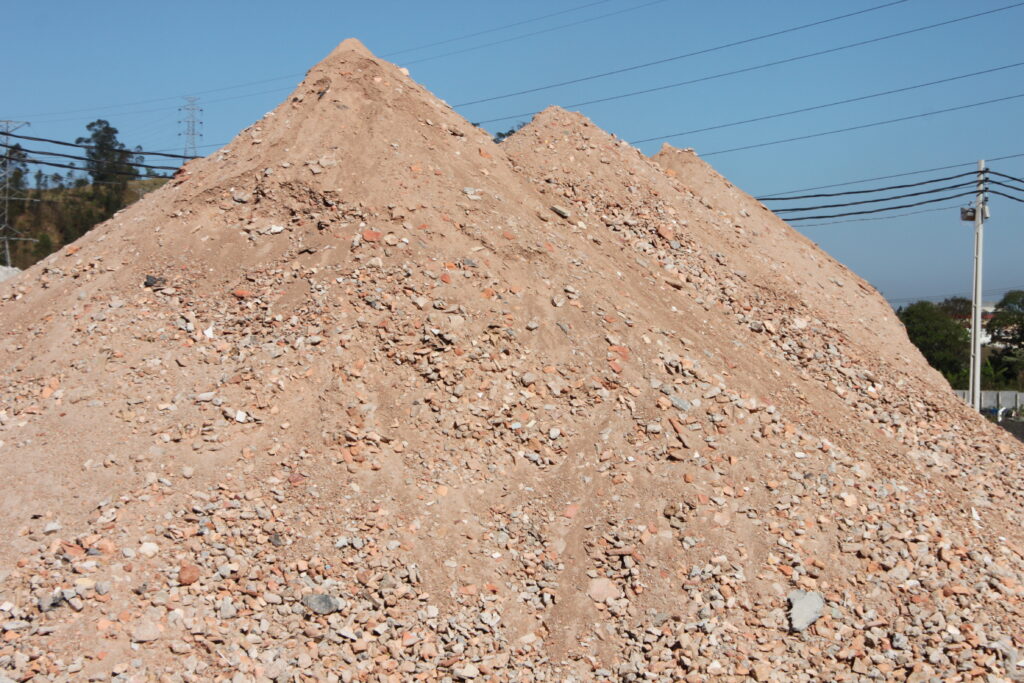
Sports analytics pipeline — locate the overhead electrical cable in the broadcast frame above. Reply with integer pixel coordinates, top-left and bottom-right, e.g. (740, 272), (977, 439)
(701, 92), (1024, 157)
(758, 152), (1024, 196)
(989, 179), (1024, 194)
(796, 202), (963, 228)
(404, 0), (670, 66)
(2, 156), (164, 178)
(28, 104), (197, 126)
(12, 1), (912, 126)
(472, 2), (1024, 125)
(630, 61), (1024, 145)
(758, 171), (977, 200)
(782, 191), (980, 221)
(9, 75), (302, 120)
(3, 131), (194, 159)
(455, 0), (911, 107)
(990, 189), (1024, 203)
(151, 141), (223, 154)
(887, 286), (1023, 305)
(772, 181), (978, 212)
(990, 169), (1024, 185)
(29, 84), (292, 125)
(13, 2), (625, 119)
(0, 143), (180, 172)
(382, 0), (617, 57)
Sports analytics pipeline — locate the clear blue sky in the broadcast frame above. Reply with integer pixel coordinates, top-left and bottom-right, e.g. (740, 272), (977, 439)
(3, 0), (1022, 304)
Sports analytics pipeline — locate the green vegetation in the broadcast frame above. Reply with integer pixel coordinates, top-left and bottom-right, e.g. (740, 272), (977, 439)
(988, 290), (1024, 349)
(3, 120), (168, 269)
(898, 293), (1024, 390)
(897, 301), (970, 380)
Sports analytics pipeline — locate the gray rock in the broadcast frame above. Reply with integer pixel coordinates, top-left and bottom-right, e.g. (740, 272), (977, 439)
(131, 620), (161, 643)
(787, 590), (824, 632)
(218, 598), (237, 619)
(301, 593), (342, 615)
(2, 620), (30, 632)
(37, 592), (65, 612)
(550, 205), (570, 219)
(454, 663), (480, 680)
(670, 396), (692, 412)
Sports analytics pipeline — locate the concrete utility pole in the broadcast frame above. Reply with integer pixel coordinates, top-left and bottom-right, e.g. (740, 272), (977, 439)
(968, 160), (988, 411)
(0, 120), (32, 268)
(179, 97), (203, 159)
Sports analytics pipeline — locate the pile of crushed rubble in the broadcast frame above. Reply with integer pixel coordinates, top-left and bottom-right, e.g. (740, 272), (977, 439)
(0, 39), (1021, 681)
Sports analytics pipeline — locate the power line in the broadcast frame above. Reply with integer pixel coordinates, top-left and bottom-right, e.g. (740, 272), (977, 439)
(630, 61), (1024, 145)
(3, 131), (194, 159)
(772, 181), (978, 213)
(0, 143), (180, 172)
(456, 0), (910, 107)
(11, 2), (626, 120)
(887, 285), (1022, 305)
(383, 0), (618, 57)
(10, 77), (304, 121)
(783, 190), (979, 221)
(757, 152), (1024, 196)
(404, 0), (670, 66)
(990, 169), (1024, 185)
(702, 92), (1024, 158)
(989, 179), (1024, 194)
(789, 178), (1024, 226)
(23, 84), (302, 126)
(4, 156), (164, 179)
(758, 170), (977, 201)
(473, 2), (1024, 125)
(989, 189), (1024, 204)
(796, 202), (962, 228)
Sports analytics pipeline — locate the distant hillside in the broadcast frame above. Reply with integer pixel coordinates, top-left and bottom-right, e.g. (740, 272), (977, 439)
(4, 177), (168, 268)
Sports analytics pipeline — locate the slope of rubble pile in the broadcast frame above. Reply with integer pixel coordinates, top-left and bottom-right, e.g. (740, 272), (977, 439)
(0, 39), (1022, 682)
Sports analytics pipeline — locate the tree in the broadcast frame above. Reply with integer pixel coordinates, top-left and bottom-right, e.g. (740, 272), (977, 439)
(2, 145), (30, 230)
(898, 301), (970, 382)
(75, 119), (143, 184)
(938, 296), (971, 320)
(2, 143), (29, 192)
(987, 290), (1024, 349)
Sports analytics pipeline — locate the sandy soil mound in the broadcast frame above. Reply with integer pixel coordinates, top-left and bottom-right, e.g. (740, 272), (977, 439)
(0, 40), (1022, 682)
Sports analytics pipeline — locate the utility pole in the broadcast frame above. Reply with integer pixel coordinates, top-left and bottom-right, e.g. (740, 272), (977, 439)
(179, 96), (203, 159)
(967, 160), (989, 411)
(1, 120), (34, 269)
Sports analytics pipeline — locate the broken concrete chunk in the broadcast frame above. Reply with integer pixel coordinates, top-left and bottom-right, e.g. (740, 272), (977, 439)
(787, 590), (824, 632)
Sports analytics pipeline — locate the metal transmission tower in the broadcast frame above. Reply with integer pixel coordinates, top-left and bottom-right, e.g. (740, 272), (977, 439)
(178, 96), (203, 158)
(1, 120), (36, 268)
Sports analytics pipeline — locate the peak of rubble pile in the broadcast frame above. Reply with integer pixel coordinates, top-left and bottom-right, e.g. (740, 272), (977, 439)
(1, 41), (1022, 682)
